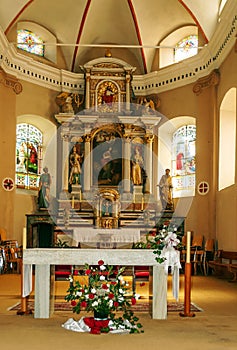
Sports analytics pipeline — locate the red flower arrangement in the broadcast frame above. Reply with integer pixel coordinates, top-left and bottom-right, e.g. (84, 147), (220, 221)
(65, 260), (143, 334)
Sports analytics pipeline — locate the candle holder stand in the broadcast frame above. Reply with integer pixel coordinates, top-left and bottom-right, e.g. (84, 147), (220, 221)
(179, 262), (195, 318)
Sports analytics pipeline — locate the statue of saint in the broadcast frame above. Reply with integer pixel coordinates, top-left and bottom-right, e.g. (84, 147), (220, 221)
(158, 168), (174, 210)
(38, 167), (51, 209)
(69, 146), (83, 185)
(131, 146), (143, 185)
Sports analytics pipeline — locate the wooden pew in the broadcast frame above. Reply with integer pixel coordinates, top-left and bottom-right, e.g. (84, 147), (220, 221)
(229, 264), (237, 282)
(208, 250), (237, 281)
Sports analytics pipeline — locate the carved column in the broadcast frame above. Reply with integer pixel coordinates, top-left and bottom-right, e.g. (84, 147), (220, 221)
(83, 135), (91, 191)
(144, 135), (154, 194)
(125, 72), (131, 111)
(62, 135), (69, 192)
(123, 135), (131, 193)
(85, 70), (91, 109)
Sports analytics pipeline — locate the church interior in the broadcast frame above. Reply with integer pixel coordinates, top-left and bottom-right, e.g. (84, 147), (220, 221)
(0, 0), (237, 348)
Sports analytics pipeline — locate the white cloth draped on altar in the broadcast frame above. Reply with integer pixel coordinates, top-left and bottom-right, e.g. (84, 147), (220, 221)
(73, 228), (140, 247)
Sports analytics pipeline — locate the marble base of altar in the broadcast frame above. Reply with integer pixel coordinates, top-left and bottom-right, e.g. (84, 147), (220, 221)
(23, 248), (180, 320)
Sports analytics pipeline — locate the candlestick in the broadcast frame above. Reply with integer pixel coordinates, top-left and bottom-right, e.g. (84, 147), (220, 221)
(186, 231), (191, 263)
(71, 195), (75, 208)
(23, 227), (27, 250)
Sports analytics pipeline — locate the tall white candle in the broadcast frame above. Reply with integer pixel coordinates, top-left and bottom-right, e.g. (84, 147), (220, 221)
(23, 227), (27, 250)
(186, 231), (191, 263)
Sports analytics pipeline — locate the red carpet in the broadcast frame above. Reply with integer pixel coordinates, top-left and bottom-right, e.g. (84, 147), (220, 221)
(9, 300), (203, 313)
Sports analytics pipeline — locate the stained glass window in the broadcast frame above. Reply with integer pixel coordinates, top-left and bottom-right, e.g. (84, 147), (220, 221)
(16, 123), (43, 190)
(17, 29), (44, 56)
(171, 125), (196, 197)
(174, 35), (198, 62)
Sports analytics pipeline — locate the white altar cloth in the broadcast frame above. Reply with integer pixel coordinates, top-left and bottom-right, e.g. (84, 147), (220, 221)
(73, 228), (140, 247)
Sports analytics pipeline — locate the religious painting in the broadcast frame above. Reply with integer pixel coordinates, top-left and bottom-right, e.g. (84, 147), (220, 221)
(92, 129), (122, 186)
(97, 81), (119, 113)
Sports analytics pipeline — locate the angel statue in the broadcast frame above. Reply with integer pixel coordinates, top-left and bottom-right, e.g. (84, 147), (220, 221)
(56, 92), (84, 114)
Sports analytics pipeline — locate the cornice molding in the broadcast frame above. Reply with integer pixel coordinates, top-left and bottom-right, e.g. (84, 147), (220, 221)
(0, 2), (236, 95)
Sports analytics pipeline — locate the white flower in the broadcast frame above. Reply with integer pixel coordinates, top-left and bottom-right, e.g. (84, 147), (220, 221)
(92, 301), (98, 307)
(119, 288), (125, 294)
(91, 288), (96, 294)
(68, 275), (73, 283)
(109, 300), (113, 307)
(118, 276), (124, 281)
(118, 296), (124, 302)
(99, 265), (106, 271)
(100, 275), (106, 281)
(76, 291), (83, 297)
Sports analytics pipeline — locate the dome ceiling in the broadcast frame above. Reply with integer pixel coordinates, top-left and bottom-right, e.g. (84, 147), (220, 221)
(1, 0), (225, 74)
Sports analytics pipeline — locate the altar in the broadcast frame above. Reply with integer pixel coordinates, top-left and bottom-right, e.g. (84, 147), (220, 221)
(23, 248), (180, 320)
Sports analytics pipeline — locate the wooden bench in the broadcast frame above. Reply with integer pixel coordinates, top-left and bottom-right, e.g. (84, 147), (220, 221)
(229, 264), (237, 282)
(208, 250), (237, 281)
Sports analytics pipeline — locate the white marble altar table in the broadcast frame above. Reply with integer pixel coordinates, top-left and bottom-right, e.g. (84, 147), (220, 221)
(23, 248), (180, 320)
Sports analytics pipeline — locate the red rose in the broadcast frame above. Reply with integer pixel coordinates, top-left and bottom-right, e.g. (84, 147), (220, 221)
(89, 293), (95, 299)
(80, 288), (85, 293)
(85, 269), (91, 275)
(110, 281), (117, 285)
(80, 301), (87, 308)
(108, 293), (114, 299)
(98, 260), (104, 266)
(102, 283), (108, 290)
(113, 301), (119, 307)
(140, 282), (145, 287)
(71, 300), (77, 306)
(131, 297), (136, 305)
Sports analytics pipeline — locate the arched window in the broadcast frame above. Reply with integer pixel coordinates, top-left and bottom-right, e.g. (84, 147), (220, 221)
(16, 123), (43, 190)
(219, 88), (236, 190)
(171, 125), (196, 197)
(159, 27), (198, 68)
(17, 29), (44, 57)
(174, 35), (198, 63)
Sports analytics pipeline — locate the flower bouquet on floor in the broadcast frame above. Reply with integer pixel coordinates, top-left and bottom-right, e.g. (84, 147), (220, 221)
(64, 259), (143, 334)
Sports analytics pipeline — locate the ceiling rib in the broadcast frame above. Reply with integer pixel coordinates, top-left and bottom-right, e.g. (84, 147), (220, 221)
(4, 0), (34, 35)
(71, 0), (92, 72)
(128, 0), (147, 74)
